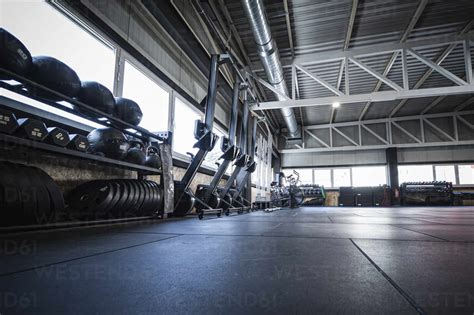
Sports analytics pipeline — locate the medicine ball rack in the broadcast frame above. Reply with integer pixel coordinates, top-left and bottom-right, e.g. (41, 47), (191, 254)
(0, 67), (169, 175)
(0, 67), (172, 231)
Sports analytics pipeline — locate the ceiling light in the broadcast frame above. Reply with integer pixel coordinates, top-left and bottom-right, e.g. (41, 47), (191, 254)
(332, 102), (341, 108)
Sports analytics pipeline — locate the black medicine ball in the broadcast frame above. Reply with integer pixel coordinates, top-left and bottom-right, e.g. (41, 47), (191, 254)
(115, 97), (143, 126)
(75, 81), (115, 117)
(0, 28), (32, 79)
(28, 56), (81, 101)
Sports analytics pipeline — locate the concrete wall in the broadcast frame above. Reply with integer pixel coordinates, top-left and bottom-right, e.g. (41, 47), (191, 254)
(76, 0), (229, 125)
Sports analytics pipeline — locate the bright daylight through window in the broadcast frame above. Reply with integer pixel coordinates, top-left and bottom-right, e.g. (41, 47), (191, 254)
(122, 60), (169, 133)
(1, 1), (115, 126)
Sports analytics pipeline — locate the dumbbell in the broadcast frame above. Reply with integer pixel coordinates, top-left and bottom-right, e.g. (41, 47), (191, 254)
(0, 108), (20, 134)
(16, 118), (48, 141)
(46, 127), (70, 147)
(67, 134), (89, 152)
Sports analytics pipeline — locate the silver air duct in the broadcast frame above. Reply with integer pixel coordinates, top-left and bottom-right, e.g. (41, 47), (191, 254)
(242, 0), (300, 139)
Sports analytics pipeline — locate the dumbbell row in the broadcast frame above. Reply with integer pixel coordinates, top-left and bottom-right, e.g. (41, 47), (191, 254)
(0, 108), (161, 168)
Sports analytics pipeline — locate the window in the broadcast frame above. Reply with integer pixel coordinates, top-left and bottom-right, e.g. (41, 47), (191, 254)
(122, 60), (169, 133)
(314, 169), (332, 188)
(1, 1), (115, 127)
(352, 166), (386, 187)
(295, 169), (313, 185)
(2, 1), (115, 90)
(173, 97), (201, 156)
(333, 168), (351, 187)
(458, 165), (474, 185)
(435, 165), (456, 183)
(202, 127), (226, 170)
(398, 165), (433, 184)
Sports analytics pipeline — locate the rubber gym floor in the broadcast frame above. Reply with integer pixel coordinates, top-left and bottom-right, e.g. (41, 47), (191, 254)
(1, 206), (473, 314)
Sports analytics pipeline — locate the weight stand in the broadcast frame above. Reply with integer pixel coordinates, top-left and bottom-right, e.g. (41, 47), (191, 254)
(230, 116), (258, 208)
(195, 77), (241, 217)
(217, 84), (252, 204)
(173, 54), (230, 217)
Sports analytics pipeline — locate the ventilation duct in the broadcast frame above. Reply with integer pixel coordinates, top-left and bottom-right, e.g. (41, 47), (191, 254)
(242, 0), (300, 139)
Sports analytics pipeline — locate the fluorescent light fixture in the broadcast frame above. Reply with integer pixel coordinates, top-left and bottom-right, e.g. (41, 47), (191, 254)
(332, 102), (341, 108)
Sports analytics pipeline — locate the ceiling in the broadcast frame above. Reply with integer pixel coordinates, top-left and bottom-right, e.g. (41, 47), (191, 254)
(206, 0), (474, 128)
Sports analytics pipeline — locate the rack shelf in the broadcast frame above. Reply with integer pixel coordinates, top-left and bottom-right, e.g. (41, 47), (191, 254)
(0, 133), (161, 175)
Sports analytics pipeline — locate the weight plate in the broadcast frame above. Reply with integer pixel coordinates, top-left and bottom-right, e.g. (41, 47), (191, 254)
(34, 167), (65, 216)
(109, 180), (129, 218)
(152, 182), (165, 212)
(0, 162), (23, 226)
(140, 180), (154, 215)
(117, 180), (135, 217)
(67, 180), (114, 219)
(17, 164), (53, 224)
(102, 181), (121, 218)
(127, 180), (143, 216)
(144, 180), (158, 215)
(148, 181), (164, 215)
(136, 180), (149, 215)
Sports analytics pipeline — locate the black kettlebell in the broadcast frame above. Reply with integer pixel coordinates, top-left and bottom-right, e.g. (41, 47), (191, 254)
(145, 146), (162, 169)
(124, 139), (146, 165)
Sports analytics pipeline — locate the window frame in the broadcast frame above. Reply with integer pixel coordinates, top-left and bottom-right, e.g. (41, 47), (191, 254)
(119, 54), (173, 133)
(171, 94), (204, 161)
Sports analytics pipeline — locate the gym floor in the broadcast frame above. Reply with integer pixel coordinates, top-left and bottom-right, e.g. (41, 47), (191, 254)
(1, 207), (473, 314)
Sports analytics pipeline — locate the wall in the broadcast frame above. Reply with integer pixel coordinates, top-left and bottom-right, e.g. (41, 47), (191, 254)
(73, 0), (230, 125)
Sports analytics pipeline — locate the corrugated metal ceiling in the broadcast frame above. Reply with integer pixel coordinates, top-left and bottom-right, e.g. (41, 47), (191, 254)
(217, 0), (474, 127)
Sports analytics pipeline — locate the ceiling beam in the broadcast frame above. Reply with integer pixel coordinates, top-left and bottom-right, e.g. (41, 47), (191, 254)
(296, 64), (344, 96)
(336, 0), (359, 90)
(407, 48), (468, 86)
(389, 20), (474, 117)
(250, 33), (474, 71)
(301, 110), (474, 130)
(359, 0), (428, 120)
(251, 85), (474, 110)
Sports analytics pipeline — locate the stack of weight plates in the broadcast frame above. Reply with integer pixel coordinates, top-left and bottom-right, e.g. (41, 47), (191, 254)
(0, 161), (65, 227)
(67, 179), (163, 219)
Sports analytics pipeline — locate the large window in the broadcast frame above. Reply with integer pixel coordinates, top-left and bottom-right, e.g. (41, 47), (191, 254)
(298, 169), (313, 185)
(352, 166), (386, 187)
(435, 165), (456, 183)
(458, 165), (474, 185)
(2, 1), (115, 90)
(173, 97), (201, 157)
(122, 60), (169, 133)
(333, 168), (351, 187)
(1, 1), (116, 127)
(314, 169), (332, 188)
(398, 165), (434, 183)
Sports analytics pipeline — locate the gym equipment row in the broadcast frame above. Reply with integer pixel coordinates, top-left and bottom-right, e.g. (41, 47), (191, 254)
(172, 54), (258, 220)
(2, 28), (259, 222)
(400, 181), (453, 206)
(0, 161), (65, 227)
(270, 171), (304, 209)
(67, 179), (163, 220)
(0, 28), (172, 228)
